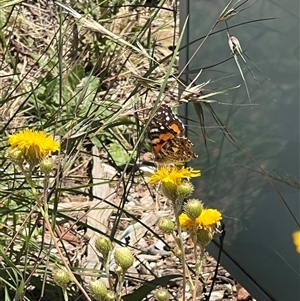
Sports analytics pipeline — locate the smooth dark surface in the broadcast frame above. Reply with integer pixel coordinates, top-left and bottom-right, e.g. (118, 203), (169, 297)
(180, 1), (300, 300)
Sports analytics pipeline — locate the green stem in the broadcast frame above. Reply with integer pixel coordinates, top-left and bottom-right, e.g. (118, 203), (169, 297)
(62, 288), (69, 301)
(104, 251), (113, 290)
(116, 272), (125, 301)
(174, 203), (191, 300)
(192, 240), (203, 301)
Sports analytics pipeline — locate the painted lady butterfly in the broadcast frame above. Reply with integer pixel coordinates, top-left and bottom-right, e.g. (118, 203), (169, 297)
(148, 104), (197, 164)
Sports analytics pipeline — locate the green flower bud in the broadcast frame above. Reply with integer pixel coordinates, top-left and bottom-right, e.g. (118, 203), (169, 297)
(7, 148), (24, 166)
(195, 228), (213, 247)
(176, 181), (194, 200)
(40, 158), (54, 175)
(89, 280), (108, 301)
(114, 247), (134, 271)
(53, 269), (71, 289)
(95, 236), (112, 258)
(184, 199), (203, 220)
(161, 182), (178, 202)
(155, 288), (171, 301)
(158, 218), (174, 234)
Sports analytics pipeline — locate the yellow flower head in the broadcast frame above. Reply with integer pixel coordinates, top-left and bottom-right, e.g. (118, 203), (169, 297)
(150, 166), (201, 185)
(8, 129), (59, 166)
(179, 208), (222, 233)
(292, 231), (300, 253)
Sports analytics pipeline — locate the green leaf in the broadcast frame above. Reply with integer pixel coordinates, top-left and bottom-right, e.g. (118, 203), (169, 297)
(109, 142), (131, 167)
(123, 274), (182, 301)
(14, 279), (25, 301)
(68, 64), (85, 90)
(74, 76), (101, 115)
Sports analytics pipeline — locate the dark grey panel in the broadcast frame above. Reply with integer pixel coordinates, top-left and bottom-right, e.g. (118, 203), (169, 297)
(180, 1), (300, 300)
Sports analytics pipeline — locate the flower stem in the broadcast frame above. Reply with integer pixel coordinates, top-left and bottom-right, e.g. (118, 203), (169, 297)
(192, 243), (203, 301)
(175, 210), (189, 300)
(116, 273), (125, 301)
(62, 288), (69, 301)
(104, 251), (113, 290)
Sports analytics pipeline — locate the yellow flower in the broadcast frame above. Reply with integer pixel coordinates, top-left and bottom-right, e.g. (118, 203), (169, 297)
(179, 212), (195, 229)
(198, 209), (222, 229)
(292, 231), (300, 253)
(149, 166), (201, 185)
(179, 209), (222, 233)
(8, 129), (59, 166)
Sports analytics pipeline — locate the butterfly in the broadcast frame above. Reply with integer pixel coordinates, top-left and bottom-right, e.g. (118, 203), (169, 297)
(148, 104), (197, 164)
